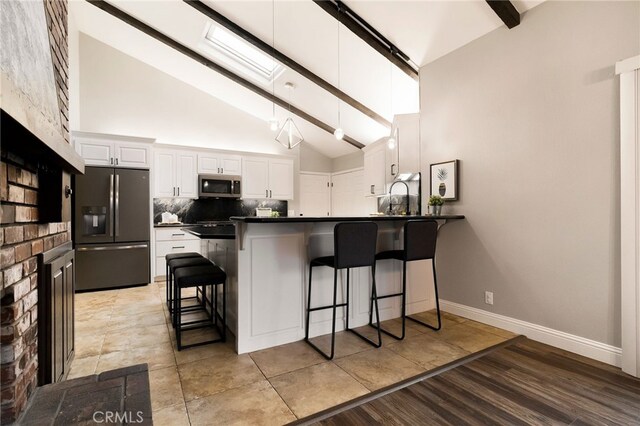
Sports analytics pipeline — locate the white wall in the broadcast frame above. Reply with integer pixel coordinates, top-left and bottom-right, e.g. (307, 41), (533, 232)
(420, 1), (639, 347)
(300, 143), (332, 173)
(332, 151), (364, 172)
(77, 33), (292, 156)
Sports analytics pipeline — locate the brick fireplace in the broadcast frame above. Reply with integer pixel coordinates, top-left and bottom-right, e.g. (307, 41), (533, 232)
(0, 0), (83, 422)
(0, 155), (71, 421)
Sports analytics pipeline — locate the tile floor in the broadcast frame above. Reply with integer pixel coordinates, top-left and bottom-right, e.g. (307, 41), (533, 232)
(69, 282), (517, 425)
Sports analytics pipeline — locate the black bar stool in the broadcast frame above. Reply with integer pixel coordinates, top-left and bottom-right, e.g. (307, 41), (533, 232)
(167, 256), (214, 323)
(305, 221), (381, 360)
(371, 220), (440, 340)
(165, 252), (202, 310)
(173, 264), (226, 350)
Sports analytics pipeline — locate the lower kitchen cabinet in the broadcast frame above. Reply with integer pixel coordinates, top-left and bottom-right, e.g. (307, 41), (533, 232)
(38, 243), (75, 385)
(154, 228), (201, 279)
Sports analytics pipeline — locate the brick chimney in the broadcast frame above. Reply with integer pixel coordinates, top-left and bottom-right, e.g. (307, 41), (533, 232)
(0, 0), (84, 422)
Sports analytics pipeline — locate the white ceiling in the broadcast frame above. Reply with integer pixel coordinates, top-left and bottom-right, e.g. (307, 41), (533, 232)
(69, 0), (544, 158)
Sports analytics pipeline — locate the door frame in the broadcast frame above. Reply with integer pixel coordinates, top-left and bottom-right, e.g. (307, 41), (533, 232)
(617, 55), (640, 377)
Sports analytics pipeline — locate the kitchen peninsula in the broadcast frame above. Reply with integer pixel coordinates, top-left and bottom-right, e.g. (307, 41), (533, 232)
(229, 215), (464, 353)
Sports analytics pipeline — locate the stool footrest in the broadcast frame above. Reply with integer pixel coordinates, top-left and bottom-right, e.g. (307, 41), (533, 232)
(374, 292), (403, 300)
(308, 302), (347, 312)
(367, 320), (405, 340)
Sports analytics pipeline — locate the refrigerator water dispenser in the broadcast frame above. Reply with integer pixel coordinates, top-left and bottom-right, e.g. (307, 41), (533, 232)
(82, 206), (107, 236)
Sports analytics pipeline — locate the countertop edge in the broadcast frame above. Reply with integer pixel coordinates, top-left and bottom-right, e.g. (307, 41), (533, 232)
(230, 215), (465, 223)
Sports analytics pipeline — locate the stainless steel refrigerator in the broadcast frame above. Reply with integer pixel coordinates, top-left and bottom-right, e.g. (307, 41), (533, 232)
(74, 167), (150, 291)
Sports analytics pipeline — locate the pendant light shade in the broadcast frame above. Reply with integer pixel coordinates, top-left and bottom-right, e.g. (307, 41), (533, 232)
(269, 118), (279, 132)
(276, 117), (304, 149)
(334, 128), (344, 140)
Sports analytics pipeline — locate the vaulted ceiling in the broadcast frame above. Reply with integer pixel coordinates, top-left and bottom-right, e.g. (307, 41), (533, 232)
(70, 0), (544, 158)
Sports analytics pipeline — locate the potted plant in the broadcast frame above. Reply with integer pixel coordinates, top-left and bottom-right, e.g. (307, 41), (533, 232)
(428, 195), (444, 216)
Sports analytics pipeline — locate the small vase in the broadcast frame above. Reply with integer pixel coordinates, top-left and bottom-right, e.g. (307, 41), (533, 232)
(430, 205), (442, 216)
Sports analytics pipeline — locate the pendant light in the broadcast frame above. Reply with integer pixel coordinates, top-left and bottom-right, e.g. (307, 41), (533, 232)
(268, 0), (279, 132)
(275, 82), (304, 149)
(334, 5), (344, 141)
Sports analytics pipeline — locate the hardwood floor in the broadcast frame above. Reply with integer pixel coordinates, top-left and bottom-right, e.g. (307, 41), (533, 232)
(309, 338), (640, 426)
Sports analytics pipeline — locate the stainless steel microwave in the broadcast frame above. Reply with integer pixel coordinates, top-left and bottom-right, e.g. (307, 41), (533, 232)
(198, 174), (242, 198)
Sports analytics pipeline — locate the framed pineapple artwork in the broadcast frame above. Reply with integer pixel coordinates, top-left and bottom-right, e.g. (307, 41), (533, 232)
(430, 160), (459, 201)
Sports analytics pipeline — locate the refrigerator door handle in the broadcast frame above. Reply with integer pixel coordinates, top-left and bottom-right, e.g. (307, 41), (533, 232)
(109, 173), (115, 236)
(115, 174), (120, 237)
(76, 244), (149, 251)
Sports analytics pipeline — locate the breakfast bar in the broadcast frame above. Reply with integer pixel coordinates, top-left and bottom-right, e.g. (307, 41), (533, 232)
(229, 215), (464, 353)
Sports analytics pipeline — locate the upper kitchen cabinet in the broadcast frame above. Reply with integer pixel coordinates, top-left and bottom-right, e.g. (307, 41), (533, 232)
(198, 152), (242, 176)
(242, 156), (294, 200)
(363, 143), (386, 196)
(72, 131), (152, 168)
(153, 149), (197, 198)
(362, 113), (421, 197)
(394, 113), (421, 175)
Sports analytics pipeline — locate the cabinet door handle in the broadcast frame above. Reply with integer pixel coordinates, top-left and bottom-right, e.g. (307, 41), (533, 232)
(172, 246), (185, 249)
(370, 184), (375, 194)
(172, 233), (185, 236)
(269, 190), (272, 198)
(391, 164), (397, 176)
(110, 157), (114, 165)
(115, 158), (119, 166)
(177, 187), (180, 196)
(173, 187), (176, 196)
(266, 189), (268, 198)
(221, 168), (223, 174)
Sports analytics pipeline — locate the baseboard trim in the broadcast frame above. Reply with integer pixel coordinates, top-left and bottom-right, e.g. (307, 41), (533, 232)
(440, 300), (622, 367)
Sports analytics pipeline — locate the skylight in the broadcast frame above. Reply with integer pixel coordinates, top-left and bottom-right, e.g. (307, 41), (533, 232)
(203, 24), (282, 85)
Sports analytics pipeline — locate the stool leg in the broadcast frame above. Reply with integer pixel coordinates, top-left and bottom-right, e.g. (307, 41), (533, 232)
(407, 258), (442, 331)
(304, 264), (314, 342)
(175, 281), (182, 350)
(221, 280), (226, 342)
(348, 264), (382, 348)
(367, 258), (407, 340)
(345, 269), (350, 330)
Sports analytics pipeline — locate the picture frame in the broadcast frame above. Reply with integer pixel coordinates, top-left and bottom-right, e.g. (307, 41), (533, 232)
(430, 160), (459, 201)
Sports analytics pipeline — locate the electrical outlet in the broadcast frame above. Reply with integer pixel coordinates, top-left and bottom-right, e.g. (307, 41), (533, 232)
(485, 291), (494, 305)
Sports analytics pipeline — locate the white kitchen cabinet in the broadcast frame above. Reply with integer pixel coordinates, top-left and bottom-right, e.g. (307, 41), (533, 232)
(153, 228), (201, 279)
(153, 149), (197, 198)
(363, 144), (386, 196)
(72, 132), (152, 168)
(242, 156), (293, 200)
(394, 113), (421, 175)
(198, 153), (242, 175)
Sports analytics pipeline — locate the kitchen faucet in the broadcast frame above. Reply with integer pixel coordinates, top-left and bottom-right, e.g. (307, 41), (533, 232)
(388, 180), (410, 215)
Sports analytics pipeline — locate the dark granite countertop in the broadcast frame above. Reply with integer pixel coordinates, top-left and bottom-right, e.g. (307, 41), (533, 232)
(182, 225), (236, 239)
(230, 215), (465, 223)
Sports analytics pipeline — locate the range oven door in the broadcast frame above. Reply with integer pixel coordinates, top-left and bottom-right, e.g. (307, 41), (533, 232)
(198, 175), (241, 198)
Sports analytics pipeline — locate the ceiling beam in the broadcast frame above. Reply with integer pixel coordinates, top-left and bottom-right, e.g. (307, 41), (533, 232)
(85, 0), (365, 149)
(485, 1), (520, 29)
(184, 0), (391, 129)
(313, 0), (418, 81)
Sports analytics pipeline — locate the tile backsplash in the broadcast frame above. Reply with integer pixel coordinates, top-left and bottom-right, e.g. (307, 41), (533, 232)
(153, 198), (287, 224)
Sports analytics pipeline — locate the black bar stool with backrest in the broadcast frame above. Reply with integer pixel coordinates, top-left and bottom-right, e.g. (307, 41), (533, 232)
(371, 220), (441, 340)
(305, 221), (382, 360)
(165, 252), (202, 311)
(173, 263), (226, 350)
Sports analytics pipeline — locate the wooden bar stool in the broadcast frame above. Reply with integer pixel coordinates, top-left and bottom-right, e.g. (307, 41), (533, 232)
(371, 220), (440, 340)
(305, 221), (381, 360)
(173, 264), (226, 350)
